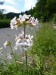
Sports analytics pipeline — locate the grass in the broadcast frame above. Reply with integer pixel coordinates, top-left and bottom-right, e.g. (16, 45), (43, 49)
(31, 22), (56, 75)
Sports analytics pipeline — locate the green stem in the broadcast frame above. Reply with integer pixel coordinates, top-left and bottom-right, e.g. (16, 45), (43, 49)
(9, 44), (17, 68)
(25, 51), (27, 66)
(4, 48), (8, 65)
(24, 25), (26, 38)
(25, 50), (28, 74)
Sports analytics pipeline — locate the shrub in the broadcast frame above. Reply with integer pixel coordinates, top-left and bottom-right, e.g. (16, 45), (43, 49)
(0, 19), (10, 28)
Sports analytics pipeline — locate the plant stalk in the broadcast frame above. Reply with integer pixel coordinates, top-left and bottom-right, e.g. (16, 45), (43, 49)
(24, 25), (26, 38)
(9, 43), (18, 69)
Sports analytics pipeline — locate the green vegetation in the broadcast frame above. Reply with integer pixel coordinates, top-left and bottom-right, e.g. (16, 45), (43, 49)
(28, 0), (56, 22)
(0, 0), (56, 74)
(0, 19), (10, 28)
(0, 23), (56, 75)
(31, 23), (56, 75)
(0, 62), (38, 75)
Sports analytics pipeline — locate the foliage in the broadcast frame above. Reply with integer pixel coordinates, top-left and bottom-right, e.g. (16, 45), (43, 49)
(31, 23), (56, 74)
(28, 0), (56, 22)
(0, 62), (39, 75)
(0, 0), (56, 22)
(0, 19), (10, 28)
(0, 14), (5, 19)
(32, 23), (56, 56)
(5, 13), (19, 19)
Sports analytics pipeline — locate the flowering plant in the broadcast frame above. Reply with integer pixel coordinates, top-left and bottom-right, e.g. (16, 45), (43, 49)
(0, 14), (39, 73)
(10, 14), (38, 50)
(10, 14), (38, 30)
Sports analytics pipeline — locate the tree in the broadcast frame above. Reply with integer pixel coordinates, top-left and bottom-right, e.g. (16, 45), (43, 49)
(28, 0), (56, 22)
(0, 0), (5, 19)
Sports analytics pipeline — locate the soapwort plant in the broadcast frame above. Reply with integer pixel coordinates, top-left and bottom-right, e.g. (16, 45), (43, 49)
(0, 14), (39, 74)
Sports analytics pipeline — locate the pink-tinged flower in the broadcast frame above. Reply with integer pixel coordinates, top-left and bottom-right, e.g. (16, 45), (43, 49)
(10, 17), (17, 29)
(15, 33), (33, 50)
(30, 17), (36, 26)
(19, 15), (26, 23)
(27, 17), (39, 26)
(10, 14), (39, 29)
(23, 14), (31, 19)
(18, 14), (31, 24)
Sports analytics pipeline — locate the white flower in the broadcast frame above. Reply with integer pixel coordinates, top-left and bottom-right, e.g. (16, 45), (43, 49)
(3, 41), (10, 48)
(14, 46), (18, 50)
(10, 14), (38, 29)
(27, 17), (39, 26)
(19, 15), (22, 19)
(7, 53), (12, 59)
(10, 17), (17, 29)
(15, 31), (24, 41)
(16, 38), (21, 45)
(23, 14), (30, 19)
(15, 34), (33, 48)
(35, 18), (39, 24)
(28, 35), (33, 39)
(30, 17), (36, 26)
(16, 41), (32, 47)
(15, 35), (20, 41)
(18, 14), (31, 24)
(19, 14), (26, 23)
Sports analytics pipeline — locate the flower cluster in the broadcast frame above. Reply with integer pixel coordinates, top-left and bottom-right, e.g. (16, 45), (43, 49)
(10, 14), (38, 29)
(10, 14), (38, 50)
(14, 31), (33, 50)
